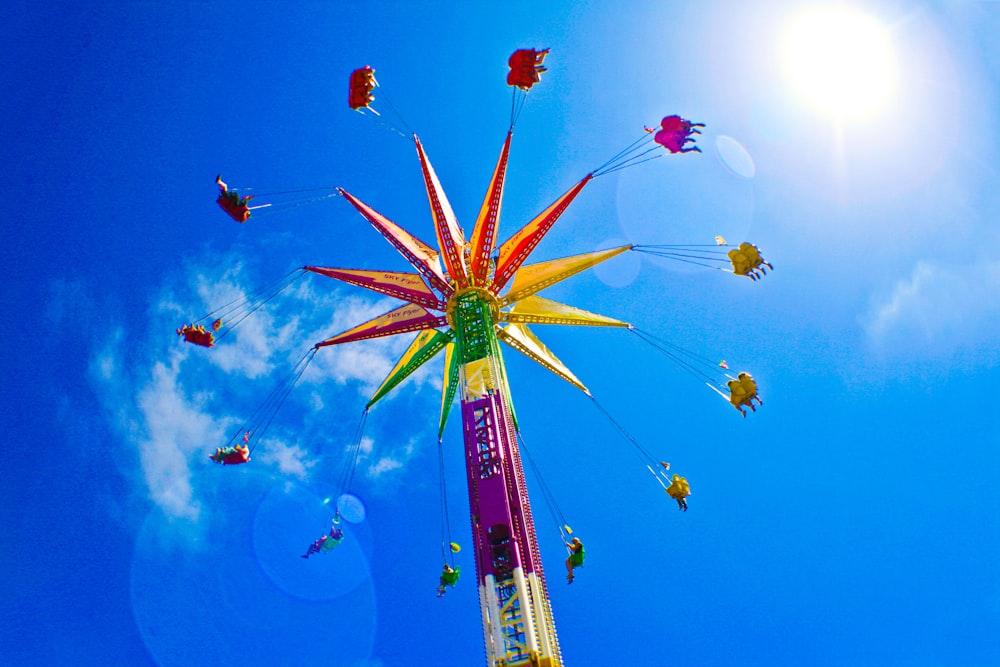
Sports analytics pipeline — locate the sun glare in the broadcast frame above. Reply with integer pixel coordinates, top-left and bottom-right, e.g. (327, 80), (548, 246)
(782, 6), (895, 120)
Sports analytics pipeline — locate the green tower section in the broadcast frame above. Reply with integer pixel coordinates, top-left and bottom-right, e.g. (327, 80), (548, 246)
(452, 289), (499, 362)
(450, 288), (517, 428)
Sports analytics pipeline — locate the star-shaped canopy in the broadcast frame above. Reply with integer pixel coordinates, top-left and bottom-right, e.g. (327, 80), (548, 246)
(306, 131), (631, 435)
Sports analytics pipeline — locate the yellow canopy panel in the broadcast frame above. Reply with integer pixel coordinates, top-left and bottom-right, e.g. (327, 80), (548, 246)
(505, 295), (629, 328)
(501, 245), (631, 306)
(498, 323), (589, 394)
(461, 357), (497, 402)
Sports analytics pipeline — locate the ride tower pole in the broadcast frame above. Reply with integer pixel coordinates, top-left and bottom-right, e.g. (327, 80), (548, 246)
(448, 286), (563, 667)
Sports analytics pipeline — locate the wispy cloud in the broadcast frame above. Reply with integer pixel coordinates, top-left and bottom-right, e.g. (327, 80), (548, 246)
(862, 259), (1000, 363)
(368, 457), (404, 476)
(190, 266), (289, 379)
(258, 438), (315, 478)
(92, 333), (219, 521)
(363, 437), (417, 480)
(88, 254), (423, 521)
(132, 355), (218, 520)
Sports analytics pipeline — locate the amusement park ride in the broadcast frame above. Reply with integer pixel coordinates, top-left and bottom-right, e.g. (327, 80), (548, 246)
(186, 50), (769, 667)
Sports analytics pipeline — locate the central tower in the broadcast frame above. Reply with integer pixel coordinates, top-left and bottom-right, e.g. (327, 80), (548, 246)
(451, 287), (561, 666)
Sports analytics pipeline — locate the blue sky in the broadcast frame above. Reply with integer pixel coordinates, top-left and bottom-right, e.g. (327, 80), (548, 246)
(3, 1), (999, 665)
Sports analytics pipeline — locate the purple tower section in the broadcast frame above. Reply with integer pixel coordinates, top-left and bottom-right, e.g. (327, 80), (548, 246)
(462, 391), (538, 580)
(459, 384), (561, 666)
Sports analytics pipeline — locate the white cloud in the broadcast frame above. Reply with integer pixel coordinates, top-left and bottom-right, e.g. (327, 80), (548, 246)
(96, 350), (116, 381)
(307, 390), (325, 411)
(862, 259), (1000, 360)
(364, 438), (418, 480)
(368, 457), (404, 476)
(134, 372), (201, 517)
(259, 439), (315, 478)
(97, 340), (222, 521)
(189, 268), (282, 379)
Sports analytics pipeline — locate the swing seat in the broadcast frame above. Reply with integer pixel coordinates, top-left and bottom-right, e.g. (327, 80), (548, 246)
(180, 326), (215, 347)
(217, 194), (251, 222)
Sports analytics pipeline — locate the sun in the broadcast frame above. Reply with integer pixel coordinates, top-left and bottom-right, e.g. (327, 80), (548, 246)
(781, 5), (896, 120)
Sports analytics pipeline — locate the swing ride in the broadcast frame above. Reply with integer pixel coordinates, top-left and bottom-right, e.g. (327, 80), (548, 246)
(214, 174), (341, 223)
(182, 48), (771, 667)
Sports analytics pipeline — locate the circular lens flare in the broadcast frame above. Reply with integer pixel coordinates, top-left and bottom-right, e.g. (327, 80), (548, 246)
(337, 492), (367, 523)
(715, 135), (756, 178)
(782, 6), (895, 120)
